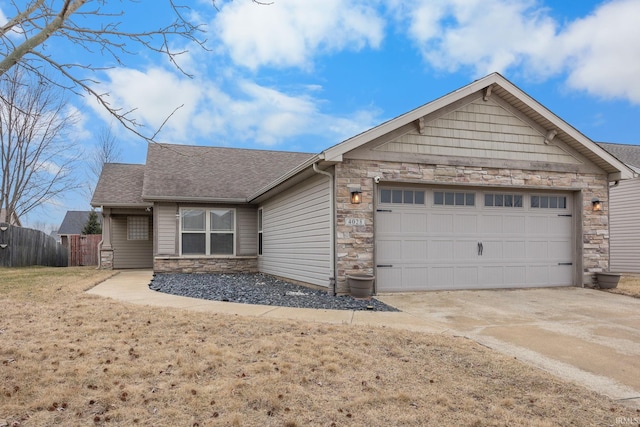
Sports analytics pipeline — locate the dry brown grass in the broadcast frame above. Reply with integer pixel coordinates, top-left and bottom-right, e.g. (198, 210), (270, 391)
(606, 275), (640, 298)
(1, 267), (638, 426)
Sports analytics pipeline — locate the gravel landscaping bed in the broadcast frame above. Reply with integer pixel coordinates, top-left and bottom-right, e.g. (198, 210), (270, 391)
(150, 273), (399, 311)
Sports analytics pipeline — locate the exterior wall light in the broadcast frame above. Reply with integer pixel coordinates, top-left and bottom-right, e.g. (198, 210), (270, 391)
(349, 185), (362, 204)
(591, 197), (602, 212)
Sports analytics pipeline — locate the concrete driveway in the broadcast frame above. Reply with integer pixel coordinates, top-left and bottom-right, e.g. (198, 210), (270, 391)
(376, 287), (640, 408)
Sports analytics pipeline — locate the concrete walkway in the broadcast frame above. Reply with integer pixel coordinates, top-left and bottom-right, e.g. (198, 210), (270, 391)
(87, 270), (640, 409)
(86, 270), (444, 332)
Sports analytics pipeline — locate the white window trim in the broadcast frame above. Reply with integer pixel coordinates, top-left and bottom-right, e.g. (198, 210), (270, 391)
(179, 208), (236, 256)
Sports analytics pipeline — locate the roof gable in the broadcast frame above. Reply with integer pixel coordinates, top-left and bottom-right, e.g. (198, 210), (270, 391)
(142, 144), (314, 202)
(321, 73), (633, 181)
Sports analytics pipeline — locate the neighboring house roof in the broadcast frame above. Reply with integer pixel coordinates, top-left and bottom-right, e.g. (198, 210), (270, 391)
(142, 143), (314, 202)
(91, 163), (148, 207)
(318, 72), (634, 182)
(58, 211), (102, 235)
(598, 142), (640, 173)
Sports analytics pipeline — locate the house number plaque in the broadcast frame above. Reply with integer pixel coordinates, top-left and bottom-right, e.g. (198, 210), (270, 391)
(345, 217), (365, 226)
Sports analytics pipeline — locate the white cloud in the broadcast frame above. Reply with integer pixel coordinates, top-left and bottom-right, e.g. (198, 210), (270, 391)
(213, 0), (385, 70)
(394, 0), (557, 76)
(394, 0), (640, 104)
(556, 0), (640, 103)
(91, 66), (379, 149)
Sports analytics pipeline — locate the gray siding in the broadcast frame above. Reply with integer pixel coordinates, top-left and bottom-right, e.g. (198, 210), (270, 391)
(112, 215), (153, 269)
(609, 178), (640, 273)
(237, 206), (258, 256)
(259, 174), (331, 287)
(156, 203), (177, 255)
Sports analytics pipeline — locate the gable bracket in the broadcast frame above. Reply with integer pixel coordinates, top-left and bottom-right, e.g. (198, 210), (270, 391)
(544, 129), (558, 145)
(418, 117), (427, 135)
(483, 85), (492, 101)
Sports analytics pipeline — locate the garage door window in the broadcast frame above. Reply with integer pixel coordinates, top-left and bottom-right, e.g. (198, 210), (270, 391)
(485, 194), (523, 208)
(434, 191), (475, 206)
(531, 195), (567, 209)
(380, 189), (425, 205)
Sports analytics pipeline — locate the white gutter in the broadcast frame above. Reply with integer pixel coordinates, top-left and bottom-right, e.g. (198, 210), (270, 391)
(312, 162), (336, 295)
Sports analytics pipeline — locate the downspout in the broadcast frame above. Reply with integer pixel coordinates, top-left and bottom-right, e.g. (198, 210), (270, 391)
(312, 163), (336, 295)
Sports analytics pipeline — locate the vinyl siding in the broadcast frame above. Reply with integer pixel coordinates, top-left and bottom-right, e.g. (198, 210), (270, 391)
(112, 215), (153, 269)
(375, 98), (579, 164)
(237, 207), (257, 256)
(156, 203), (177, 255)
(609, 178), (640, 273)
(259, 174), (331, 287)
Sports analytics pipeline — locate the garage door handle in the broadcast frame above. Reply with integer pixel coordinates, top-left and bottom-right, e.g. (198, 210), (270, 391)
(377, 264), (393, 268)
(478, 242), (483, 256)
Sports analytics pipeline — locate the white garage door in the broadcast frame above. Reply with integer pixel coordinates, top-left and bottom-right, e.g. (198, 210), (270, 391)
(376, 187), (574, 292)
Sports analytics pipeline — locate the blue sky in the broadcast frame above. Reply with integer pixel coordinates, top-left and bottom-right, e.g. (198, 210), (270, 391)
(3, 0), (640, 229)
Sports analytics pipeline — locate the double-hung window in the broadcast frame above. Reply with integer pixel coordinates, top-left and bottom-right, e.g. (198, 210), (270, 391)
(181, 208), (235, 255)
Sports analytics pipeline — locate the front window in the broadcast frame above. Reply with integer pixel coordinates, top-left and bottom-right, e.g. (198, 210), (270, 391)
(257, 208), (263, 256)
(181, 208), (235, 255)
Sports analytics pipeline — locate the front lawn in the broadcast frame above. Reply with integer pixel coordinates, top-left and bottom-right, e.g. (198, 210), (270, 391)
(0, 267), (636, 426)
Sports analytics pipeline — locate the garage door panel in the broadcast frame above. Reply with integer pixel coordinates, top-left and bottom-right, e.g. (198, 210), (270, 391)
(527, 216), (548, 233)
(481, 240), (503, 259)
(503, 241), (526, 259)
(455, 240), (481, 260)
(430, 267), (454, 289)
(454, 214), (478, 233)
(549, 240), (572, 259)
(479, 215), (503, 233)
(430, 213), (453, 233)
(403, 240), (428, 261)
(527, 265), (549, 285)
(479, 266), (504, 286)
(376, 267), (402, 292)
(455, 267), (479, 286)
(403, 213), (428, 232)
(528, 241), (548, 259)
(377, 239), (402, 260)
(375, 189), (573, 292)
(429, 240), (454, 260)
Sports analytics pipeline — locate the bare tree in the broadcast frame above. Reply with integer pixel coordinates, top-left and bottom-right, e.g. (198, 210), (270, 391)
(82, 125), (121, 199)
(0, 0), (209, 141)
(0, 67), (80, 223)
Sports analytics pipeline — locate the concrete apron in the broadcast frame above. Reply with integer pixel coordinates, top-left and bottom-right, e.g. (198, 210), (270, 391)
(376, 287), (640, 409)
(88, 272), (640, 409)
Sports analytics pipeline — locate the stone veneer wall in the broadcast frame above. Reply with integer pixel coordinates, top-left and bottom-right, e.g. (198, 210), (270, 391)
(154, 256), (258, 274)
(99, 249), (114, 270)
(334, 159), (610, 294)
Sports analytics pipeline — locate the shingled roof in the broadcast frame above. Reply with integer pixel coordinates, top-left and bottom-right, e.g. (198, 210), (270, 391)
(58, 211), (102, 235)
(91, 163), (147, 207)
(142, 144), (314, 202)
(599, 142), (640, 173)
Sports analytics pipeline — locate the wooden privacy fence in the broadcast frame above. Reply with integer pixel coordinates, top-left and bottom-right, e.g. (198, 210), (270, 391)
(67, 234), (101, 266)
(0, 223), (68, 267)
